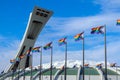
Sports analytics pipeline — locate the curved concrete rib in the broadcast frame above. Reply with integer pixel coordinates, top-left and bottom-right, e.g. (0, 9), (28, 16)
(77, 67), (82, 80)
(0, 71), (20, 80)
(95, 67), (104, 80)
(54, 69), (64, 80)
(14, 70), (30, 80)
(0, 73), (6, 80)
(108, 66), (120, 75)
(99, 68), (107, 80)
(0, 71), (12, 80)
(0, 73), (6, 78)
(32, 69), (49, 80)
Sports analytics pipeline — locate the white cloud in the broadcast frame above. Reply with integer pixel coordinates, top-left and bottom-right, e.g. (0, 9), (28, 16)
(0, 37), (20, 72)
(94, 0), (120, 13)
(36, 13), (120, 52)
(46, 13), (120, 36)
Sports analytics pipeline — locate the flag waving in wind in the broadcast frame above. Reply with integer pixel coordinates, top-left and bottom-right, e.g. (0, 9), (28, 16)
(16, 57), (20, 62)
(74, 32), (84, 41)
(43, 42), (52, 50)
(10, 59), (15, 64)
(110, 63), (116, 67)
(58, 37), (67, 46)
(26, 50), (31, 56)
(117, 19), (120, 25)
(32, 46), (41, 52)
(19, 54), (25, 59)
(91, 26), (104, 34)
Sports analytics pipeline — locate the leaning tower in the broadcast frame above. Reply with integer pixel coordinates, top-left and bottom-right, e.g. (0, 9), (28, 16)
(8, 6), (53, 71)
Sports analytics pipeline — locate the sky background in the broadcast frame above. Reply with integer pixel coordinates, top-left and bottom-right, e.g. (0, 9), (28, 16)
(0, 0), (120, 72)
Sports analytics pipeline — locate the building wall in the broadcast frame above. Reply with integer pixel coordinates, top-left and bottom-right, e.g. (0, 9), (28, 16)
(107, 75), (120, 80)
(57, 75), (77, 80)
(85, 75), (101, 80)
(5, 75), (120, 80)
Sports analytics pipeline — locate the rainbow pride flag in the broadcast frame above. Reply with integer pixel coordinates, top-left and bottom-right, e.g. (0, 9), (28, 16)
(74, 32), (84, 41)
(10, 59), (15, 64)
(58, 37), (67, 45)
(16, 57), (20, 62)
(91, 26), (104, 34)
(19, 55), (25, 59)
(26, 50), (31, 56)
(117, 19), (120, 25)
(43, 42), (52, 50)
(32, 47), (41, 52)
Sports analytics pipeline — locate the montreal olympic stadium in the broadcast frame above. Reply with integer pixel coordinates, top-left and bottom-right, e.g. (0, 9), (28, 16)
(0, 6), (120, 80)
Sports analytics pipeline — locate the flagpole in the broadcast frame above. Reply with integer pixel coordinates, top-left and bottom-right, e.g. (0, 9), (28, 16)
(23, 68), (25, 80)
(30, 53), (33, 80)
(50, 46), (53, 80)
(82, 37), (85, 80)
(64, 42), (67, 80)
(43, 42), (52, 80)
(12, 70), (14, 80)
(18, 62), (20, 80)
(39, 46), (42, 80)
(104, 25), (108, 80)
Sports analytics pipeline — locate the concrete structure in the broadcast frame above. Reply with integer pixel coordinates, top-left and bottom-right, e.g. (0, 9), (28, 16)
(4, 67), (120, 80)
(8, 6), (53, 71)
(1, 60), (120, 80)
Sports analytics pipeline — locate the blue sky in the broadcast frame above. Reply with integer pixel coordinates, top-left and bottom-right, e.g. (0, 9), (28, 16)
(0, 0), (120, 72)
